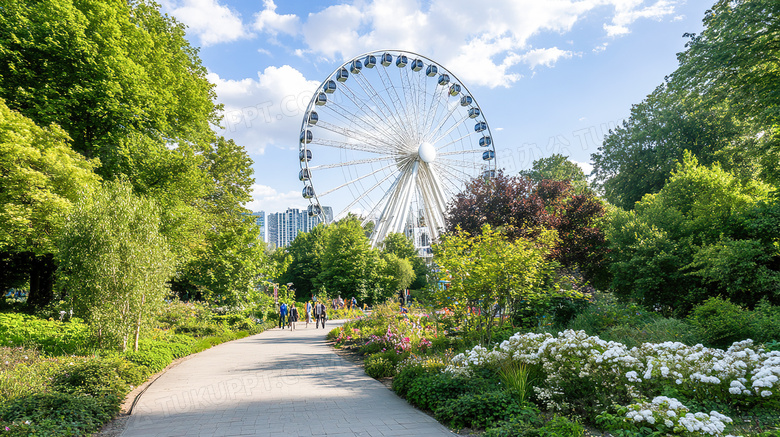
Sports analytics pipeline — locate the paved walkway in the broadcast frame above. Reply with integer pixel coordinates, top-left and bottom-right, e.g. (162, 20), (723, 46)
(121, 320), (453, 437)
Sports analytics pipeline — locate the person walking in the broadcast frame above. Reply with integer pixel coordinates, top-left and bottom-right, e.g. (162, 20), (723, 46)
(305, 301), (312, 327)
(279, 302), (288, 329)
(289, 304), (299, 330)
(351, 296), (357, 310)
(315, 301), (327, 329)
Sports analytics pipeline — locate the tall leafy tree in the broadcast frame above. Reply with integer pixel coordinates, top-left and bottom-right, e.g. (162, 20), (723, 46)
(0, 99), (100, 306)
(317, 217), (381, 302)
(519, 154), (590, 194)
(446, 172), (608, 285)
(57, 180), (174, 351)
(0, 0), (219, 163)
(605, 153), (777, 314)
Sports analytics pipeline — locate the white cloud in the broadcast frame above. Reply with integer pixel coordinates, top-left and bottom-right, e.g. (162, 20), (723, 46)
(293, 0), (680, 88)
(209, 66), (321, 154)
(522, 47), (576, 69)
(160, 0), (252, 46)
(593, 42), (609, 53)
(246, 184), (308, 213)
(253, 0), (300, 36)
(573, 160), (595, 176)
(605, 0), (677, 36)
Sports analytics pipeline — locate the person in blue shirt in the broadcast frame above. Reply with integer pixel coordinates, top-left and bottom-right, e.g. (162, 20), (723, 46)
(279, 302), (288, 329)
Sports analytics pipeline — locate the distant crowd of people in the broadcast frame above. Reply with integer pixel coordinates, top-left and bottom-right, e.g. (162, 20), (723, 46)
(277, 293), (369, 331)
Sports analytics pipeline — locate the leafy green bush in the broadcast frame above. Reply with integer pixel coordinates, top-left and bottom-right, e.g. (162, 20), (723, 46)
(53, 356), (147, 396)
(393, 361), (440, 397)
(405, 372), (496, 412)
(482, 404), (544, 437)
(435, 390), (524, 429)
(0, 348), (64, 403)
(0, 392), (120, 436)
(567, 292), (653, 336)
(0, 313), (90, 355)
(752, 301), (780, 344)
(212, 314), (259, 333)
(124, 348), (172, 373)
(364, 353), (395, 378)
(603, 317), (700, 349)
(688, 297), (753, 348)
(536, 414), (585, 437)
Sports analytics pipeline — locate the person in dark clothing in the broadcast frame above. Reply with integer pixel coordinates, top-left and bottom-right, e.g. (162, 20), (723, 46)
(314, 302), (327, 329)
(289, 304), (299, 330)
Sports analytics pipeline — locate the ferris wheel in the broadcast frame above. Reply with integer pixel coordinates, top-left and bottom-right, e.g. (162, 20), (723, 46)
(298, 49), (496, 248)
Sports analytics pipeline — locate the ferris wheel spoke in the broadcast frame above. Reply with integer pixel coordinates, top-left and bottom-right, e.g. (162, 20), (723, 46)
(320, 101), (405, 150)
(434, 160), (480, 185)
(334, 159), (410, 220)
(371, 160), (419, 245)
(336, 82), (409, 153)
(314, 120), (402, 152)
(339, 77), (409, 146)
(430, 114), (472, 147)
(308, 155), (396, 171)
(438, 149), (482, 156)
(422, 85), (447, 139)
(376, 65), (415, 141)
(317, 161), (399, 196)
(310, 138), (386, 154)
(352, 73), (416, 145)
(424, 100), (461, 144)
(398, 65), (421, 144)
(434, 132), (473, 151)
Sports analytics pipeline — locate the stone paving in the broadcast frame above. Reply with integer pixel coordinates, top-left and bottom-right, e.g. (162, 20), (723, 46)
(121, 320), (454, 437)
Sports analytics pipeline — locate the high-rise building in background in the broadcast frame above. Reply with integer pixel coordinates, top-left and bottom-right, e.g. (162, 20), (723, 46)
(255, 207), (331, 248)
(249, 211), (267, 243)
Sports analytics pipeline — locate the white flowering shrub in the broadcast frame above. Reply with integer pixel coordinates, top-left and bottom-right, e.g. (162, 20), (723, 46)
(446, 330), (780, 419)
(625, 396), (735, 436)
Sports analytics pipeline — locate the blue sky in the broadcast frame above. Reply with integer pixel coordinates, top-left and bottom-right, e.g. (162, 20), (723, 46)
(159, 0), (712, 215)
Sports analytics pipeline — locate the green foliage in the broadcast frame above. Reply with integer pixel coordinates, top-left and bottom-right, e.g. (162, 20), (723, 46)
(688, 297), (756, 349)
(0, 313), (89, 355)
(53, 356), (146, 396)
(536, 414), (585, 437)
(392, 361), (442, 397)
(605, 154), (776, 314)
(519, 153), (590, 194)
(482, 404), (544, 437)
(497, 361), (531, 403)
(435, 390), (525, 430)
(364, 352), (396, 379)
(0, 392), (119, 437)
(434, 224), (571, 345)
(405, 372), (496, 412)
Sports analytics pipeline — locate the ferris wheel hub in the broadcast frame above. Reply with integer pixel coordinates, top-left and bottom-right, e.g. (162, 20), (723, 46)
(417, 142), (436, 163)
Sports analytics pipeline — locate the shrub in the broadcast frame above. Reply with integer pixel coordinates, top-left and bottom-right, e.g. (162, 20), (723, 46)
(406, 372), (496, 412)
(212, 314), (259, 333)
(603, 317), (700, 349)
(483, 404), (544, 437)
(537, 414), (585, 437)
(0, 313), (90, 355)
(364, 353), (395, 378)
(124, 348), (172, 373)
(435, 390), (525, 429)
(53, 356), (147, 396)
(0, 392), (120, 436)
(688, 297), (753, 348)
(393, 358), (444, 397)
(567, 292), (653, 335)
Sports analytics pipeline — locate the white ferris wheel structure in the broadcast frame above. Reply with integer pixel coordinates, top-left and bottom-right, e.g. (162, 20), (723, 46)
(298, 49), (496, 252)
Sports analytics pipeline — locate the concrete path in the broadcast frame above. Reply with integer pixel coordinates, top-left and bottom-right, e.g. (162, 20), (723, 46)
(121, 320), (454, 437)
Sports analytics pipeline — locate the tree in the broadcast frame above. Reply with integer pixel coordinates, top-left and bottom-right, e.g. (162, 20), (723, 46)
(281, 225), (328, 300)
(0, 0), (219, 164)
(671, 0), (780, 185)
(317, 217), (382, 302)
(605, 153), (777, 314)
(446, 172), (608, 285)
(381, 253), (414, 298)
(591, 0), (780, 209)
(56, 180), (174, 351)
(0, 99), (100, 307)
(181, 215), (265, 307)
(519, 154), (590, 194)
(433, 224), (567, 345)
(380, 232), (429, 290)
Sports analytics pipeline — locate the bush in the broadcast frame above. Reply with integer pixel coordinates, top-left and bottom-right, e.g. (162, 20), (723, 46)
(602, 317), (700, 349)
(0, 392), (120, 436)
(688, 297), (753, 348)
(124, 349), (172, 373)
(435, 390), (525, 429)
(212, 314), (260, 333)
(405, 371), (496, 412)
(53, 356), (147, 396)
(393, 362), (440, 397)
(567, 292), (653, 335)
(483, 404), (544, 437)
(364, 353), (395, 378)
(0, 313), (90, 355)
(536, 414), (585, 437)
